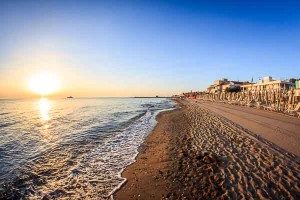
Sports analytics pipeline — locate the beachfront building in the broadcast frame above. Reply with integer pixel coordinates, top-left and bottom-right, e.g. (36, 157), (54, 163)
(206, 78), (244, 93)
(210, 78), (228, 93)
(241, 76), (295, 91)
(183, 76), (299, 116)
(222, 81), (244, 91)
(295, 79), (300, 92)
(206, 78), (228, 93)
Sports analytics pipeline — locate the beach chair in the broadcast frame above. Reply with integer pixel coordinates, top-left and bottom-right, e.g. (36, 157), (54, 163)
(229, 100), (238, 105)
(234, 100), (240, 105)
(263, 104), (276, 112)
(262, 104), (268, 111)
(270, 104), (277, 112)
(247, 100), (256, 108)
(240, 100), (247, 106)
(256, 102), (263, 109)
(287, 102), (300, 117)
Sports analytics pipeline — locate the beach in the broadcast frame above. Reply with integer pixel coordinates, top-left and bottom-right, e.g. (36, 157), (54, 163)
(115, 99), (300, 199)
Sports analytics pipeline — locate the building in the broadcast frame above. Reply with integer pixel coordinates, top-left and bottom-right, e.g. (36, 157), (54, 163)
(241, 76), (295, 91)
(207, 78), (244, 93)
(208, 78), (228, 93)
(222, 81), (244, 91)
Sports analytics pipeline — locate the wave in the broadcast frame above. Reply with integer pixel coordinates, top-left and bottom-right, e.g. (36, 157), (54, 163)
(0, 98), (176, 199)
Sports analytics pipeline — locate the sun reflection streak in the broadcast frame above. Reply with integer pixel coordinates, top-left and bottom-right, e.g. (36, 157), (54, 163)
(39, 98), (51, 121)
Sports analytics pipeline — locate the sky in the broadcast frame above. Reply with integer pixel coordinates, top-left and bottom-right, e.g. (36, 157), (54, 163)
(0, 0), (300, 98)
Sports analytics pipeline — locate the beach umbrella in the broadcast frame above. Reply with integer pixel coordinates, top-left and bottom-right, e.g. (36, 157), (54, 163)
(265, 90), (269, 104)
(288, 90), (292, 104)
(288, 88), (294, 105)
(247, 90), (251, 101)
(271, 90), (275, 104)
(247, 91), (250, 101)
(251, 90), (254, 101)
(256, 90), (259, 101)
(258, 90), (262, 102)
(277, 88), (280, 100)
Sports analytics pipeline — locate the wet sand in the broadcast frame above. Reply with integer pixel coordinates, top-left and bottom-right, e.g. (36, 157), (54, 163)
(115, 99), (300, 199)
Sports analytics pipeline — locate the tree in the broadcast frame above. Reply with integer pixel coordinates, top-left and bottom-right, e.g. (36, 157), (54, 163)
(289, 78), (296, 83)
(225, 86), (242, 93)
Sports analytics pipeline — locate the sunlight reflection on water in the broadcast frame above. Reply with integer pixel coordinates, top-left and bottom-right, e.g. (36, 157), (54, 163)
(38, 98), (51, 121)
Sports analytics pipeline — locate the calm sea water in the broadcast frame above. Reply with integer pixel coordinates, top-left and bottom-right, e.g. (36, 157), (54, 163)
(0, 98), (175, 199)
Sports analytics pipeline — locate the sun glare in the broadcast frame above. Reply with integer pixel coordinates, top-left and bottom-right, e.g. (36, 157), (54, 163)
(39, 98), (51, 121)
(29, 72), (61, 96)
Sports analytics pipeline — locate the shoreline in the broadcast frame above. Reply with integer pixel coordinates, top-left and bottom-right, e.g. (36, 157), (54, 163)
(114, 100), (183, 199)
(115, 99), (300, 199)
(110, 104), (179, 198)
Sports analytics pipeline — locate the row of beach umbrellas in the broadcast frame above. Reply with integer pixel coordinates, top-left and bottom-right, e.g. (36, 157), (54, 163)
(200, 88), (296, 106)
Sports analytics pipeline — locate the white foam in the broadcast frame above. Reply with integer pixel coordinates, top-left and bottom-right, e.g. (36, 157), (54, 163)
(109, 106), (177, 199)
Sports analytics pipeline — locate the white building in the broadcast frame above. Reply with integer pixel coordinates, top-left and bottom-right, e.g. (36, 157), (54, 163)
(241, 76), (294, 91)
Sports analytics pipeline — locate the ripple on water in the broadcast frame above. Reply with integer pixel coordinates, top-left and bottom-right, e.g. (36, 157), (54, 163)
(0, 98), (176, 199)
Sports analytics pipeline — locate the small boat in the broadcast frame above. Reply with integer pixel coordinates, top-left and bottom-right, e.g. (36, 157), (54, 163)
(67, 96), (73, 99)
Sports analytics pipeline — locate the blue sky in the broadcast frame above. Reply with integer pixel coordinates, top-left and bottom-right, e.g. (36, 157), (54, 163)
(0, 0), (300, 97)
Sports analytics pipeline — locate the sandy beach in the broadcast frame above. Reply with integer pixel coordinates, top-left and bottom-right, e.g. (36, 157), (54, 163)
(115, 99), (300, 199)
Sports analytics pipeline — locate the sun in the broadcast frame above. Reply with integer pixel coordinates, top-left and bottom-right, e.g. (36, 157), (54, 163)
(29, 72), (61, 96)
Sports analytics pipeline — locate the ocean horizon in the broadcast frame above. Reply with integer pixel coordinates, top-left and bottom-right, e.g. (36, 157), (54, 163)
(0, 97), (172, 101)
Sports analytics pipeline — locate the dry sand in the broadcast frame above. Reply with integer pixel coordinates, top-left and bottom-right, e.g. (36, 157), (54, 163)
(197, 100), (300, 156)
(115, 99), (300, 200)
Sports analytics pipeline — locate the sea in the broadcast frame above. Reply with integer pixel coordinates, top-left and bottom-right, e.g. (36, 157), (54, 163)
(0, 97), (176, 199)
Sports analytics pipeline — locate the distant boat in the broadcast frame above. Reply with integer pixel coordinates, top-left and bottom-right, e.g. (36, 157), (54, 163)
(67, 96), (73, 99)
